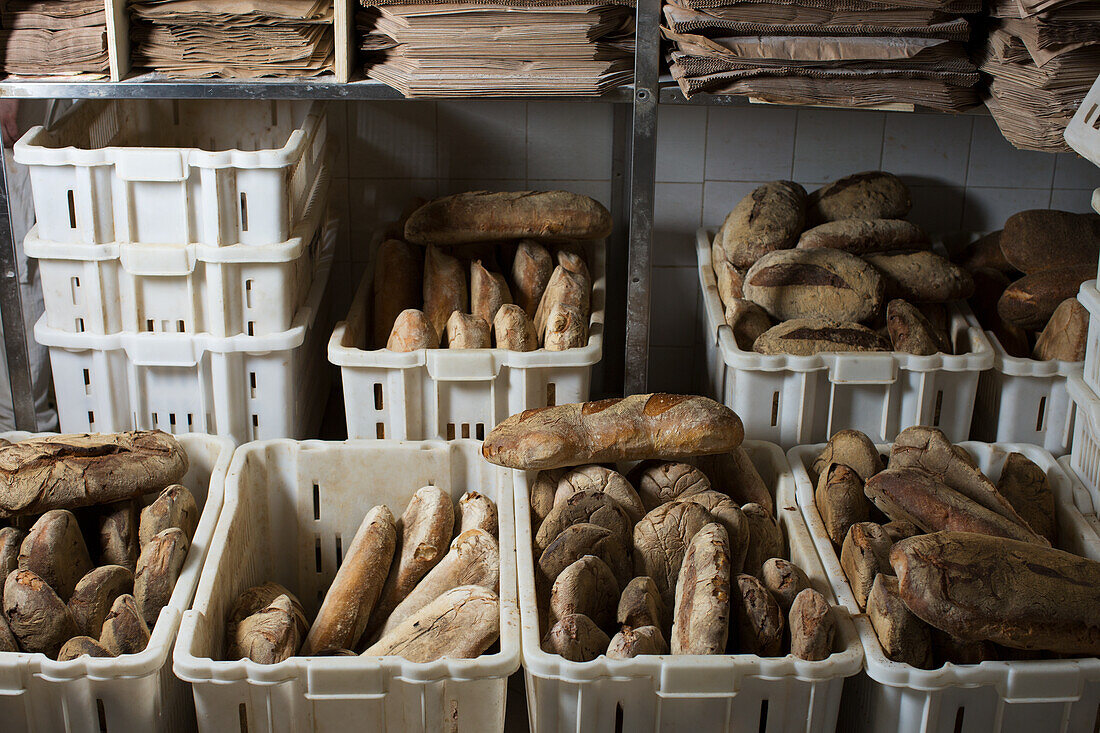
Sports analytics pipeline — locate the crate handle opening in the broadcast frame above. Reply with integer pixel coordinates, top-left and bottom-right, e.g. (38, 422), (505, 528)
(1036, 395), (1047, 433)
(953, 707), (964, 733)
(97, 698), (107, 733)
(758, 699), (769, 733)
(67, 189), (76, 229)
(238, 702), (248, 733)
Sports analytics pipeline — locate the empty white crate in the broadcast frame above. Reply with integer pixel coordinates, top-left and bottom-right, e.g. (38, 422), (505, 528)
(328, 239), (605, 441)
(699, 229), (994, 449)
(13, 99), (327, 247)
(790, 440), (1100, 733)
(1065, 72), (1100, 171)
(0, 431), (234, 733)
(515, 441), (864, 733)
(27, 164), (331, 338)
(173, 438), (521, 733)
(971, 334), (1080, 457)
(34, 221), (336, 445)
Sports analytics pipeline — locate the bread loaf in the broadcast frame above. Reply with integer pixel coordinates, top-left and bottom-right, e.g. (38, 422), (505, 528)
(534, 266), (590, 340)
(617, 576), (665, 630)
(692, 447), (774, 515)
(1033, 297), (1088, 362)
(446, 312), (491, 349)
(493, 304), (537, 351)
(134, 527), (190, 626)
(555, 243), (589, 279)
(18, 509), (93, 601)
(554, 466), (643, 524)
(228, 593), (308, 663)
(482, 394), (744, 471)
(798, 219), (929, 255)
(538, 523), (631, 591)
(0, 611), (17, 652)
(543, 303), (588, 351)
(741, 503), (783, 578)
(724, 299), (772, 351)
(998, 265), (1095, 330)
(958, 230), (1015, 275)
(886, 299), (952, 355)
(69, 565), (133, 638)
(531, 469), (564, 526)
(377, 527), (498, 639)
(456, 490), (498, 536)
(632, 461), (710, 512)
(866, 251), (974, 303)
(789, 588), (835, 661)
(734, 573), (784, 655)
(99, 593), (151, 656)
(633, 501), (711, 611)
(4, 569), (77, 656)
(0, 526), (23, 589)
(866, 573), (932, 667)
(680, 492), (749, 575)
(535, 490), (632, 553)
(839, 522), (892, 610)
(760, 557), (810, 614)
(364, 585), (500, 662)
(138, 484), (198, 547)
(753, 318), (890, 356)
(606, 625), (667, 658)
(302, 506), (396, 654)
(671, 523), (731, 654)
(1000, 210), (1100, 274)
(743, 248), (884, 323)
(715, 260), (744, 307)
(815, 463), (870, 546)
(96, 499), (140, 571)
(404, 191), (612, 245)
(386, 309), (438, 351)
(58, 635), (113, 661)
(549, 555), (619, 629)
(542, 612), (609, 662)
(471, 260), (512, 326)
(372, 239), (423, 348)
(511, 240), (554, 318)
(717, 180), (807, 268)
(370, 487), (453, 638)
(424, 246), (467, 341)
(996, 452), (1055, 544)
(807, 172), (911, 224)
(882, 519), (920, 543)
(891, 532), (1100, 654)
(0, 431), (187, 518)
(863, 468), (1048, 545)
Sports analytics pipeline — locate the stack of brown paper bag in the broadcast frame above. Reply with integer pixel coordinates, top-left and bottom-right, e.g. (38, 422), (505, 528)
(980, 0), (1100, 151)
(662, 0), (981, 110)
(358, 0), (634, 96)
(129, 0), (335, 78)
(0, 0), (109, 77)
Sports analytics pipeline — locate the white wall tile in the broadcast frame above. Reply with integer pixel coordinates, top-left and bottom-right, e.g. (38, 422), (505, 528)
(654, 182), (703, 267)
(326, 102), (349, 179)
(704, 106), (797, 182)
(528, 180), (613, 208)
(527, 102), (613, 181)
(436, 100), (527, 181)
(347, 178), (438, 246)
(967, 116), (1056, 189)
(962, 187), (1052, 231)
(1050, 188), (1098, 213)
(657, 105), (707, 183)
(328, 178), (351, 263)
(702, 180), (761, 228)
(793, 109), (885, 183)
(347, 101), (437, 179)
(438, 179), (530, 197)
(881, 112), (972, 186)
(650, 346), (696, 393)
(1053, 153), (1100, 190)
(651, 266), (701, 347)
(907, 185), (966, 234)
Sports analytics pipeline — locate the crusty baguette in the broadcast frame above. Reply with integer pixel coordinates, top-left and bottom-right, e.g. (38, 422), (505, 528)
(633, 501), (711, 612)
(133, 527), (190, 627)
(891, 531), (1100, 655)
(789, 588), (835, 661)
(482, 394), (744, 471)
(812, 430), (883, 484)
(493, 304), (537, 351)
(423, 246), (467, 342)
(471, 260), (512, 327)
(534, 266), (590, 341)
(671, 523), (730, 654)
(0, 431), (188, 518)
(138, 484), (198, 547)
(404, 191), (612, 245)
(18, 509), (93, 601)
(511, 240), (554, 318)
(446, 312), (491, 349)
(996, 452), (1055, 544)
(456, 491), (498, 536)
(372, 239), (423, 349)
(543, 303), (588, 351)
(364, 585), (499, 662)
(301, 506), (396, 654)
(606, 625), (667, 658)
(386, 309), (438, 351)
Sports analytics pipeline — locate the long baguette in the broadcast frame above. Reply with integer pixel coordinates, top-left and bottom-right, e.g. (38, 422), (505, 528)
(0, 432), (188, 518)
(482, 394), (744, 471)
(372, 239), (422, 349)
(891, 531), (1100, 654)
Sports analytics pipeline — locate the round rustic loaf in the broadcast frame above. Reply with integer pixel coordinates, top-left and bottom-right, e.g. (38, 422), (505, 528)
(717, 181), (807, 268)
(807, 172), (911, 224)
(743, 248), (884, 323)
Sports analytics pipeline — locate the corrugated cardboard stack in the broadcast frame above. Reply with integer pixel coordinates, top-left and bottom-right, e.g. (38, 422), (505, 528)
(357, 0), (634, 96)
(980, 0), (1100, 151)
(0, 0), (109, 77)
(662, 0), (981, 110)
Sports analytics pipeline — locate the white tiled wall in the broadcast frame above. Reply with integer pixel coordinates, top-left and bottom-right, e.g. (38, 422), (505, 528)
(650, 104), (1100, 393)
(327, 100), (1100, 395)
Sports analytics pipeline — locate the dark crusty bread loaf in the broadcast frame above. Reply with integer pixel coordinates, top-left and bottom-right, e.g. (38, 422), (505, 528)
(798, 219), (929, 255)
(891, 531), (1100, 654)
(807, 172), (911, 225)
(744, 248), (884, 323)
(1000, 210), (1100, 274)
(717, 181), (807, 269)
(753, 318), (890, 356)
(997, 265), (1095, 330)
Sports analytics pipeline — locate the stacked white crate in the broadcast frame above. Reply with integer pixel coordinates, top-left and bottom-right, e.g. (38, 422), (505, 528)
(14, 99), (333, 444)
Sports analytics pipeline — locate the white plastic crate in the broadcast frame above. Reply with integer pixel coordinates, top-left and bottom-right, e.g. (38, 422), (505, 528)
(34, 221), (336, 445)
(173, 438), (521, 733)
(1075, 280), (1100, 396)
(0, 431), (234, 733)
(515, 440), (865, 733)
(790, 440), (1100, 733)
(698, 229), (994, 449)
(1067, 372), (1100, 514)
(13, 99), (327, 247)
(328, 239), (606, 441)
(27, 164), (330, 338)
(1064, 73), (1100, 170)
(971, 334), (1080, 457)
(1057, 455), (1100, 544)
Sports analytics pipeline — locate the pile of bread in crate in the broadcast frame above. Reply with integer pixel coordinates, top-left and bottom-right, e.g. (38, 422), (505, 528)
(484, 394), (842, 661)
(712, 170), (975, 356)
(372, 190), (610, 353)
(0, 432), (198, 660)
(957, 209), (1099, 362)
(810, 426), (1099, 665)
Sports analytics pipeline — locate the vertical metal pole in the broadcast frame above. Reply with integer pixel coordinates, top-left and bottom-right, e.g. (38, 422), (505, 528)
(601, 102), (630, 399)
(624, 0), (660, 395)
(0, 149), (37, 431)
